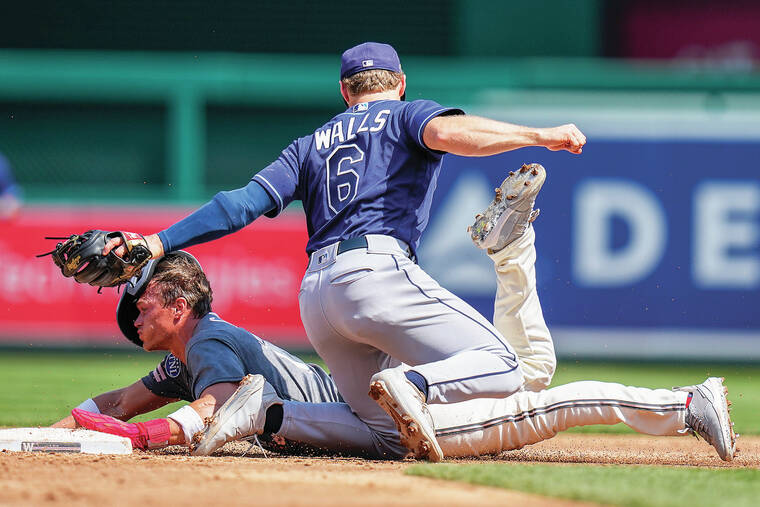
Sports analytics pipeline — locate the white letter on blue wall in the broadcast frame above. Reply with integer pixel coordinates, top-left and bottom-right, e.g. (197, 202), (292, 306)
(693, 181), (759, 289)
(573, 180), (667, 286)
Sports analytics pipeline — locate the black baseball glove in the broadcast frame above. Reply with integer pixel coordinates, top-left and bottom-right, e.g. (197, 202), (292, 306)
(38, 230), (153, 287)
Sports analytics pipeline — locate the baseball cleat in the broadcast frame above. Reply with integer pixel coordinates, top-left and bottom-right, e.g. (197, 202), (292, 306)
(369, 368), (443, 462)
(468, 163), (546, 252)
(675, 377), (736, 461)
(190, 374), (282, 456)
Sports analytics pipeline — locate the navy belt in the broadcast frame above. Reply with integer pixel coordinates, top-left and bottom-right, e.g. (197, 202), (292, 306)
(336, 236), (369, 255)
(335, 235), (416, 262)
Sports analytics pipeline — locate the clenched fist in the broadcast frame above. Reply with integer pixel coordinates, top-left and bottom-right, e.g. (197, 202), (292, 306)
(542, 123), (586, 154)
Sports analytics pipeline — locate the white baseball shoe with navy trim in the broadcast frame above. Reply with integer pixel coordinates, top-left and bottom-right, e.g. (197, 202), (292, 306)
(676, 376), (736, 461)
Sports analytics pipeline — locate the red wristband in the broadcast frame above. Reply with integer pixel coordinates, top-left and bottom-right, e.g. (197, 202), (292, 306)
(135, 419), (172, 449)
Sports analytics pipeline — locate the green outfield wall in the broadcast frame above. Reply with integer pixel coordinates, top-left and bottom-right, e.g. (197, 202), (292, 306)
(4, 1), (602, 57)
(2, 50), (760, 203)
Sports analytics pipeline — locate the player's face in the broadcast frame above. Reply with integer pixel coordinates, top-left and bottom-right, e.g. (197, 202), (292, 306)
(134, 284), (177, 352)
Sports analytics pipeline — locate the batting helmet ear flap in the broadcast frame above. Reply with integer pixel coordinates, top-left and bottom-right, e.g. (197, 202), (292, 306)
(116, 251), (203, 347)
(116, 257), (158, 347)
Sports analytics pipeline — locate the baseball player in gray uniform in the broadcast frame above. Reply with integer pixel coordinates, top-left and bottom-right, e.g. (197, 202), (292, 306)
(58, 251), (735, 461)
(53, 252), (350, 454)
(100, 42), (733, 462)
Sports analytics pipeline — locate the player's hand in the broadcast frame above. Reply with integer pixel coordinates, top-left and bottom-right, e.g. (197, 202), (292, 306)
(71, 409), (171, 450)
(103, 232), (164, 259)
(543, 124), (586, 154)
(50, 415), (78, 429)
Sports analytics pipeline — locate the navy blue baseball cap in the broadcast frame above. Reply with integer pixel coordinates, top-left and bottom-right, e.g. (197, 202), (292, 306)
(340, 42), (402, 80)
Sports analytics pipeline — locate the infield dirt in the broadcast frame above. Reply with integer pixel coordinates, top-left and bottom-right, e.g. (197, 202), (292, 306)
(1, 434), (757, 506)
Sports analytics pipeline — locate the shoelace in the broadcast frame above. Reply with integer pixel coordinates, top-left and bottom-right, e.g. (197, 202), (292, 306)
(685, 412), (713, 445)
(241, 434), (267, 458)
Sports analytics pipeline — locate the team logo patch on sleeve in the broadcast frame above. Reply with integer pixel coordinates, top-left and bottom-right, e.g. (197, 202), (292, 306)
(165, 354), (182, 378)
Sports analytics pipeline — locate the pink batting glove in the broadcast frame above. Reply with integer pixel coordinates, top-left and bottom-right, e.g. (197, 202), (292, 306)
(71, 408), (171, 450)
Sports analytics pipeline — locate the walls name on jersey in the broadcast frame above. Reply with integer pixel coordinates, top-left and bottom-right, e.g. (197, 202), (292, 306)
(314, 109), (390, 151)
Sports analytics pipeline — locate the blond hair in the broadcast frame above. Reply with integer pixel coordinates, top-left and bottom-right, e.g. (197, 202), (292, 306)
(341, 69), (403, 96)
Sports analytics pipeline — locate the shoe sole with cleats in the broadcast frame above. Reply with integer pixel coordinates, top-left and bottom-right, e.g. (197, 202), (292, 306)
(369, 380), (443, 462)
(469, 163), (546, 251)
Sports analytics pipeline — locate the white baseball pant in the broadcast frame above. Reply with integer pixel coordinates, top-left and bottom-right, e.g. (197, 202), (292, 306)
(299, 234), (524, 455)
(285, 229), (689, 458)
(276, 380), (689, 458)
(491, 225), (556, 391)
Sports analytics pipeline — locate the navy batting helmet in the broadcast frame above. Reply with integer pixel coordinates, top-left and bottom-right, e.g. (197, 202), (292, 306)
(116, 251), (202, 346)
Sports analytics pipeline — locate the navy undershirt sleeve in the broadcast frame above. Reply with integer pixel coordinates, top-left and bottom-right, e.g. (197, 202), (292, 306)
(157, 180), (275, 252)
(140, 354), (194, 402)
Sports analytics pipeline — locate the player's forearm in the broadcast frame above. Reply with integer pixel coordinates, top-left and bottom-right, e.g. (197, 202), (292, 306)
(91, 391), (132, 420)
(53, 411), (183, 445)
(157, 180), (275, 252)
(424, 115), (582, 156)
(164, 398), (220, 447)
(92, 383), (174, 422)
(166, 418), (186, 445)
(50, 391), (123, 428)
(423, 115), (541, 156)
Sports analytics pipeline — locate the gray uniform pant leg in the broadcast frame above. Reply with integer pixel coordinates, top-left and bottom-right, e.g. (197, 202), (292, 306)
(278, 400), (407, 459)
(299, 236), (523, 452)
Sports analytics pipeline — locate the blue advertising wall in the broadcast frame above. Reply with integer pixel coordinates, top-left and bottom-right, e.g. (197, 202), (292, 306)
(418, 140), (760, 359)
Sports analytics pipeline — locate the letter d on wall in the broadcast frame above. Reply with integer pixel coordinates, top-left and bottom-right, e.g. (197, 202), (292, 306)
(573, 180), (667, 287)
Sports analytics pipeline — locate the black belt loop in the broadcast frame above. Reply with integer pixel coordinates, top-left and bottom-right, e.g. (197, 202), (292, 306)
(336, 236), (369, 255)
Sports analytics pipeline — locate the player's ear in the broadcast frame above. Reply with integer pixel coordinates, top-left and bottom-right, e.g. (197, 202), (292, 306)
(398, 74), (406, 101)
(173, 297), (189, 317)
(339, 81), (350, 105)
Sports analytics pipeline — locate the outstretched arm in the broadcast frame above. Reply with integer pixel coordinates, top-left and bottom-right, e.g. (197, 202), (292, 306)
(67, 381), (240, 449)
(51, 380), (176, 429)
(423, 115), (586, 157)
(103, 180), (276, 257)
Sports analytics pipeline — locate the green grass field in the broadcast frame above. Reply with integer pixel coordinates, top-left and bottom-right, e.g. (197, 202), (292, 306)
(2, 348), (757, 506)
(1, 348), (758, 433)
(407, 463), (760, 507)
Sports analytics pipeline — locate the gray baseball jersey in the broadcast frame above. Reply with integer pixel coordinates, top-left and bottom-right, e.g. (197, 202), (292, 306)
(141, 312), (341, 404)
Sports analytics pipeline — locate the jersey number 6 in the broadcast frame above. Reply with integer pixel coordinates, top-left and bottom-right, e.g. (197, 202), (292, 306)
(326, 144), (364, 214)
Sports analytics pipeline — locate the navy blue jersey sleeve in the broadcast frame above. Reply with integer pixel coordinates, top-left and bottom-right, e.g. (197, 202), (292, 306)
(252, 140), (301, 217)
(186, 338), (247, 399)
(140, 354), (193, 402)
(157, 180), (275, 252)
(402, 100), (464, 154)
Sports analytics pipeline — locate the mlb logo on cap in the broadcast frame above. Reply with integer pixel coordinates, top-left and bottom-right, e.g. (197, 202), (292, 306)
(340, 42), (402, 79)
